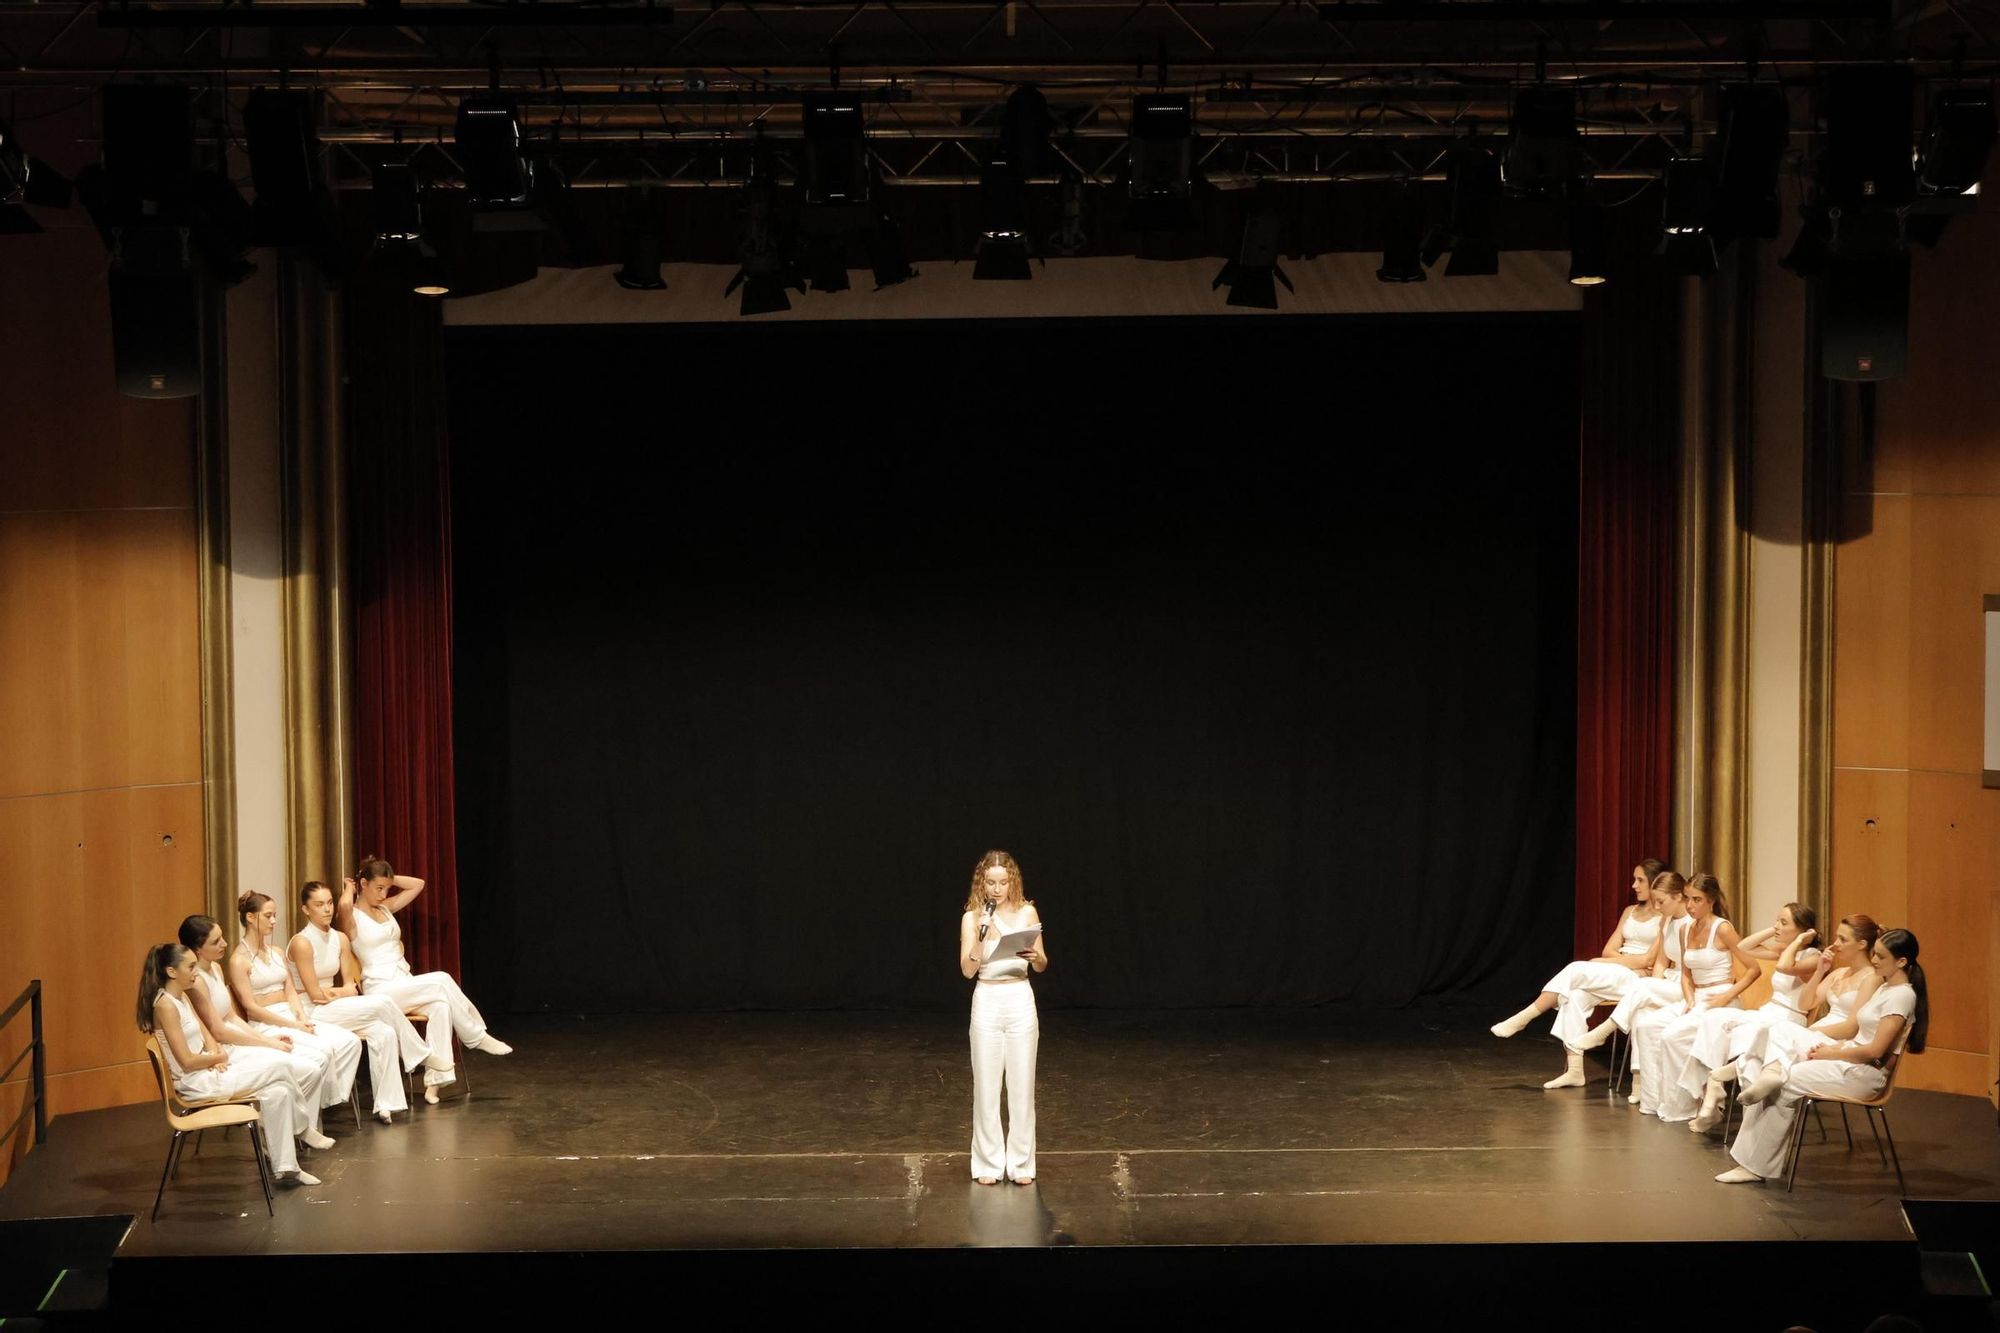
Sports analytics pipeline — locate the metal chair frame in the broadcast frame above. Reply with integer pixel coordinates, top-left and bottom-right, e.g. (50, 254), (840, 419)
(142, 1037), (275, 1222)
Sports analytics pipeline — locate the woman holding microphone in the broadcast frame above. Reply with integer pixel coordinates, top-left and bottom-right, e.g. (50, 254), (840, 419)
(959, 850), (1048, 1187)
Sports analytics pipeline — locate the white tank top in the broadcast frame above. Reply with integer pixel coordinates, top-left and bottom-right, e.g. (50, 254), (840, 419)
(1660, 914), (1686, 980)
(1811, 979), (1866, 1033)
(1681, 918), (1735, 989)
(288, 924), (344, 992)
(350, 906), (414, 990)
(1854, 982), (1918, 1054)
(1766, 949), (1821, 1011)
(1619, 910), (1662, 956)
(199, 963), (237, 1021)
(244, 944), (289, 995)
(156, 990), (206, 1081)
(975, 911), (1031, 982)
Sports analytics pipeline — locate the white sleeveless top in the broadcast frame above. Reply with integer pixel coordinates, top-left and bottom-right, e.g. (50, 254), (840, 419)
(1618, 910), (1662, 956)
(1681, 918), (1735, 989)
(1659, 914), (1686, 980)
(245, 944), (290, 995)
(156, 990), (206, 1081)
(350, 906), (415, 990)
(1854, 982), (1918, 1055)
(198, 963), (238, 1021)
(1811, 979), (1866, 1033)
(289, 923), (344, 993)
(1765, 949), (1821, 1013)
(975, 911), (1031, 982)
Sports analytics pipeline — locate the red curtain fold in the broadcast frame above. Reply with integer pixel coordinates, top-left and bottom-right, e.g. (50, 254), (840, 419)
(1573, 264), (1679, 961)
(347, 284), (461, 979)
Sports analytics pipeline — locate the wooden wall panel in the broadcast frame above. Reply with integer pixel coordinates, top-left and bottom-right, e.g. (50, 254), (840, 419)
(1905, 496), (2000, 776)
(1881, 224), (2000, 497)
(1906, 771), (1999, 1056)
(1830, 767), (1909, 928)
(0, 509), (202, 799)
(1831, 496), (1912, 771)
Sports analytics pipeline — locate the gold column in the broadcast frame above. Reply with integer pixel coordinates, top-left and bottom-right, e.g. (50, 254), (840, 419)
(1672, 248), (1753, 891)
(279, 256), (356, 892)
(195, 279), (240, 928)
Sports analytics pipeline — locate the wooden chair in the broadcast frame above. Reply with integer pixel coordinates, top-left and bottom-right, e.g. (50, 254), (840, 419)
(1781, 1048), (1908, 1194)
(142, 1037), (274, 1222)
(404, 1013), (470, 1103)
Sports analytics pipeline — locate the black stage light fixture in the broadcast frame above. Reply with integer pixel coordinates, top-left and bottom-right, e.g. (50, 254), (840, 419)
(1820, 252), (1910, 381)
(1213, 184), (1291, 308)
(724, 171), (803, 316)
(1823, 66), (1916, 212)
(1124, 94), (1194, 232)
(1502, 86), (1578, 199)
(614, 187), (667, 291)
(1907, 88), (1997, 246)
(1426, 138), (1500, 276)
(1, 119), (72, 233)
(1568, 196), (1608, 286)
(803, 93), (869, 207)
(369, 162), (449, 296)
(1708, 84), (1789, 241)
(1048, 174), (1087, 256)
(1656, 156), (1717, 277)
(974, 144), (1034, 280)
(862, 208), (916, 290)
(1001, 84), (1057, 181)
(243, 88), (330, 246)
(456, 95), (536, 224)
(1376, 178), (1427, 283)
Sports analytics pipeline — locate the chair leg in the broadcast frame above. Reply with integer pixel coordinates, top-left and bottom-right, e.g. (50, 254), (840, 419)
(168, 1131), (189, 1181)
(1785, 1099), (1814, 1193)
(152, 1131), (182, 1223)
(1880, 1110), (1907, 1196)
(1863, 1106), (1887, 1166)
(1812, 1103), (1828, 1142)
(193, 1128), (204, 1157)
(248, 1124), (276, 1216)
(1838, 1103), (1854, 1150)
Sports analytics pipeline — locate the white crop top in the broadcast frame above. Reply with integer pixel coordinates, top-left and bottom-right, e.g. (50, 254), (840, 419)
(350, 906), (415, 990)
(1618, 910), (1661, 956)
(1659, 915), (1686, 980)
(1766, 949), (1821, 1011)
(975, 912), (1032, 982)
(1681, 918), (1735, 989)
(245, 944), (290, 994)
(289, 923), (345, 992)
(1811, 979), (1866, 1033)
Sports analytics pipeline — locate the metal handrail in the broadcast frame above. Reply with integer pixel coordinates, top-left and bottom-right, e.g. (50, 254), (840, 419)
(0, 979), (48, 1154)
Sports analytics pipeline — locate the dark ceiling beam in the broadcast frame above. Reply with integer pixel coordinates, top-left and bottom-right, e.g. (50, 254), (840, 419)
(95, 1), (672, 25)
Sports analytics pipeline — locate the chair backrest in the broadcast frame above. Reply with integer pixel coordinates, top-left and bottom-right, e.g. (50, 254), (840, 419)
(142, 1036), (180, 1118)
(1738, 957), (1776, 1012)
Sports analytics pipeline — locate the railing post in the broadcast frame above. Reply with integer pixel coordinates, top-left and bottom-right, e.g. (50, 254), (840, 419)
(30, 979), (47, 1146)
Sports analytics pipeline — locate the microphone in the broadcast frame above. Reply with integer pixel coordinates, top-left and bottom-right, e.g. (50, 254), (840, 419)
(978, 897), (996, 942)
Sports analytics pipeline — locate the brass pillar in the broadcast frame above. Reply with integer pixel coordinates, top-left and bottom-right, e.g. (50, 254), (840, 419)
(195, 279), (240, 928)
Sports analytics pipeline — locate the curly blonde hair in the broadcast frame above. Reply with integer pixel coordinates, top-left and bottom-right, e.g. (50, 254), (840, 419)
(963, 849), (1029, 914)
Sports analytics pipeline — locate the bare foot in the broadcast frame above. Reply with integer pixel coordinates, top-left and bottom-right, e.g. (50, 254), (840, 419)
(975, 1176), (999, 1186)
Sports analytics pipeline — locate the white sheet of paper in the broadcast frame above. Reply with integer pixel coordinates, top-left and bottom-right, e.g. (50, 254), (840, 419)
(985, 924), (1042, 960)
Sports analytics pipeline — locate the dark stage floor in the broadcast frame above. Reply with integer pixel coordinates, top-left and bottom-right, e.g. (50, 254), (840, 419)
(5, 1008), (1997, 1322)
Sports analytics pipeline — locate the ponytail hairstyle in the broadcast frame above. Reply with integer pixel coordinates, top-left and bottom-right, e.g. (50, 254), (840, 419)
(1878, 928), (1928, 1054)
(1685, 873), (1730, 925)
(177, 914), (222, 954)
(137, 942), (193, 1032)
(300, 880), (329, 908)
(1649, 871), (1687, 900)
(355, 855), (394, 884)
(1638, 858), (1669, 880)
(1840, 913), (1882, 957)
(237, 890), (273, 930)
(1783, 902), (1818, 938)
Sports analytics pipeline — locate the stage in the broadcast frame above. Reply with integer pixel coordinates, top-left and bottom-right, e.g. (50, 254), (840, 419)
(5, 1008), (1997, 1324)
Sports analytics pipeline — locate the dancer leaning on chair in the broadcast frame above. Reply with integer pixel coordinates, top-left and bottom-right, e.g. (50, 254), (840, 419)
(1627, 875), (1751, 1118)
(1563, 874), (1691, 1096)
(1717, 927), (1925, 1185)
(229, 892), (368, 1125)
(288, 880), (433, 1122)
(1490, 859), (1672, 1089)
(339, 856), (511, 1103)
(959, 850), (1048, 1187)
(1671, 902), (1821, 1133)
(177, 915), (337, 1154)
(138, 942), (323, 1187)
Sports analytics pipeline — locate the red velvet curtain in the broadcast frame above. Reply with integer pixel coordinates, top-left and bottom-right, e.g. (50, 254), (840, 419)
(1573, 262), (1678, 960)
(347, 282), (461, 979)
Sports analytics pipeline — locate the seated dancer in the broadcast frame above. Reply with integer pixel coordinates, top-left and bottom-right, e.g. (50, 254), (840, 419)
(1700, 914), (1883, 1119)
(339, 856), (511, 1103)
(177, 915), (337, 1151)
(1626, 874), (1751, 1117)
(140, 942), (324, 1187)
(1563, 873), (1692, 1093)
(1717, 926), (1924, 1185)
(228, 892), (367, 1125)
(1671, 903), (1821, 1133)
(1490, 859), (1672, 1090)
(288, 880), (433, 1122)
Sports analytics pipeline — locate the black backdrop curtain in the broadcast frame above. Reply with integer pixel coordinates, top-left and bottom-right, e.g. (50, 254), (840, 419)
(451, 315), (1579, 1012)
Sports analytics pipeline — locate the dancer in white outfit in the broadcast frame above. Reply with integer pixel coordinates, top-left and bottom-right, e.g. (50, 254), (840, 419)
(1566, 874), (1691, 1096)
(138, 942), (322, 1186)
(1489, 861), (1675, 1089)
(176, 916), (334, 1151)
(1718, 927), (1926, 1185)
(229, 892), (366, 1122)
(1703, 915), (1883, 1111)
(958, 849), (1048, 1186)
(288, 880), (432, 1121)
(1674, 903), (1821, 1133)
(340, 856), (511, 1103)
(1627, 875), (1749, 1118)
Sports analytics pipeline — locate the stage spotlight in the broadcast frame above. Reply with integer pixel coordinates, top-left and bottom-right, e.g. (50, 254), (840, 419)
(1908, 88), (1996, 246)
(1048, 174), (1087, 256)
(1425, 138), (1499, 276)
(1, 119), (70, 232)
(725, 171), (803, 316)
(1001, 84), (1057, 181)
(1708, 84), (1788, 241)
(1656, 157), (1717, 277)
(243, 88), (331, 247)
(974, 145), (1034, 280)
(1375, 179), (1427, 283)
(369, 162), (449, 296)
(862, 208), (916, 289)
(802, 93), (869, 207)
(1124, 94), (1194, 232)
(1567, 197), (1608, 286)
(1213, 183), (1291, 308)
(456, 95), (535, 222)
(1502, 86), (1578, 198)
(613, 187), (666, 290)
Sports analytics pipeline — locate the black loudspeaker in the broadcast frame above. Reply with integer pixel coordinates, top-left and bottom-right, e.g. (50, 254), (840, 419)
(243, 88), (326, 245)
(1824, 67), (1915, 210)
(102, 85), (191, 221)
(110, 227), (199, 399)
(1818, 253), (1909, 382)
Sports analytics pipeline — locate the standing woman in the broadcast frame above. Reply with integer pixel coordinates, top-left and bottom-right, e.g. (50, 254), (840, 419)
(177, 915), (334, 1149)
(229, 892), (366, 1124)
(958, 850), (1048, 1186)
(339, 856), (510, 1103)
(1628, 874), (1750, 1117)
(1717, 927), (1925, 1185)
(1489, 859), (1671, 1090)
(288, 880), (432, 1122)
(138, 942), (322, 1187)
